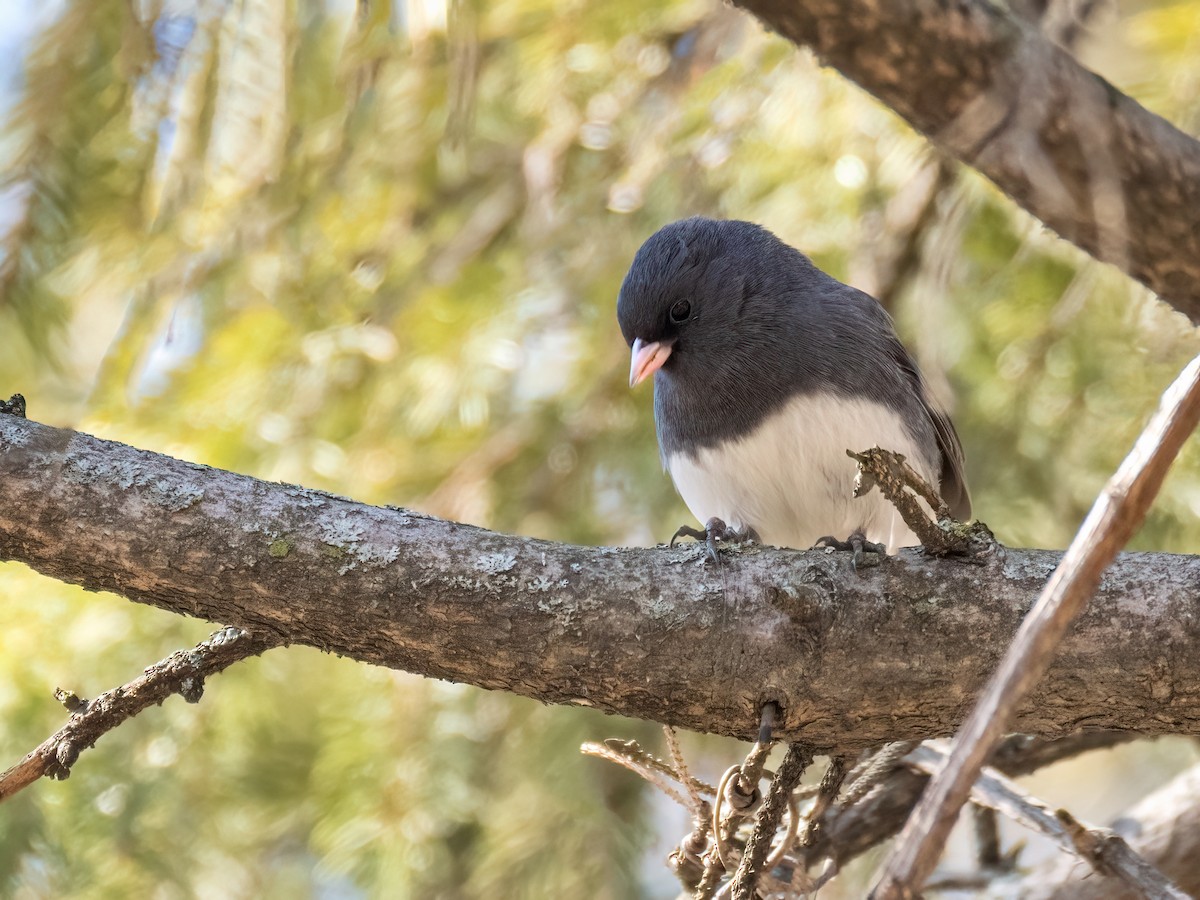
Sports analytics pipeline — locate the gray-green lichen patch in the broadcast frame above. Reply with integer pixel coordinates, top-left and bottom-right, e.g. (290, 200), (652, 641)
(639, 593), (674, 619)
(65, 454), (146, 490)
(0, 418), (31, 446)
(317, 513), (401, 574)
(526, 575), (554, 592)
(151, 478), (204, 512)
(62, 452), (205, 511)
(283, 486), (336, 510)
(475, 551), (518, 575)
(319, 514), (366, 547)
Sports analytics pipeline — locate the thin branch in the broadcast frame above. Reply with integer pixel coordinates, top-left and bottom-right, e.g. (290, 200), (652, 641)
(799, 755), (847, 849)
(842, 741), (921, 808)
(904, 743), (1189, 899)
(973, 804), (1003, 870)
(1020, 761), (1200, 898)
(695, 730), (780, 899)
(873, 353), (1200, 897)
(579, 740), (692, 808)
(808, 730), (1134, 869)
(729, 743), (812, 900)
(663, 727), (713, 895)
(1056, 810), (1190, 900)
(0, 627), (275, 803)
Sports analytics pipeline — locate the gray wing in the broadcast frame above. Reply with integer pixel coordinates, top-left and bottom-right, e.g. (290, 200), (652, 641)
(885, 335), (972, 520)
(833, 283), (971, 519)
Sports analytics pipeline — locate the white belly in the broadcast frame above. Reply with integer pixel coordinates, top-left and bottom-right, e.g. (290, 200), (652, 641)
(665, 393), (935, 552)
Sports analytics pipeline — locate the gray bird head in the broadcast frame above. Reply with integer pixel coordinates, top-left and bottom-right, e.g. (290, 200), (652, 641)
(616, 217), (825, 390)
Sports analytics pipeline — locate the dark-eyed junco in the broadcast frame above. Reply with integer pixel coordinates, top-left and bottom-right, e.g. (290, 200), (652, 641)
(617, 217), (969, 559)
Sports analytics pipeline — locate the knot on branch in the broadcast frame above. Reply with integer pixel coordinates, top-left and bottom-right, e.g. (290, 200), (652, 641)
(54, 687), (88, 713)
(0, 394), (26, 418)
(49, 740), (79, 780)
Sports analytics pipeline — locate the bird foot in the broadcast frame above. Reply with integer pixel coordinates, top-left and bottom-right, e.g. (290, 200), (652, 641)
(670, 517), (756, 564)
(814, 532), (886, 570)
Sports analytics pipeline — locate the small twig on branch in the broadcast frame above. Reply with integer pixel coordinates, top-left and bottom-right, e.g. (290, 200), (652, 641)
(848, 447), (994, 556)
(0, 627), (276, 803)
(904, 743), (1190, 899)
(664, 726), (709, 817)
(582, 738), (717, 797)
(729, 743), (812, 900)
(694, 714), (781, 900)
(973, 804), (1004, 870)
(842, 740), (922, 808)
(585, 731), (719, 894)
(872, 353), (1200, 898)
(580, 739), (694, 809)
(799, 755), (847, 849)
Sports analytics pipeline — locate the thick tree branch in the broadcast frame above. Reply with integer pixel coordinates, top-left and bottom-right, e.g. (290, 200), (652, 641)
(732, 0), (1200, 320)
(4, 414), (1200, 748)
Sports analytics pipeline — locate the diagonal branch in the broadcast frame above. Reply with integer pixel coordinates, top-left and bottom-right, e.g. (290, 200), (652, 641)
(1023, 761), (1200, 899)
(803, 730), (1134, 870)
(0, 627), (276, 803)
(873, 353), (1200, 897)
(905, 743), (1190, 899)
(733, 0), (1200, 320)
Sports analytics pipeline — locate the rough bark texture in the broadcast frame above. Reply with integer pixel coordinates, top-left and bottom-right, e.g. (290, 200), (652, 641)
(732, 0), (1200, 321)
(4, 415), (1200, 748)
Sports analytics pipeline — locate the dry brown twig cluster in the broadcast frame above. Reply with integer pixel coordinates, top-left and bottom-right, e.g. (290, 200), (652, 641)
(583, 725), (1193, 898)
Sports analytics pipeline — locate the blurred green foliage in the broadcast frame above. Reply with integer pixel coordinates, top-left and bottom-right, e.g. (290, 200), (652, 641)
(2, 0), (1200, 897)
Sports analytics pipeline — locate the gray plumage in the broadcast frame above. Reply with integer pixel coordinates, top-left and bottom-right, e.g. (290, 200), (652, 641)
(617, 217), (969, 550)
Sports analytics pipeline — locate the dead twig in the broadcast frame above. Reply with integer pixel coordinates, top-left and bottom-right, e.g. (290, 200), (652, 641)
(848, 447), (993, 556)
(580, 739), (696, 808)
(1055, 810), (1191, 900)
(728, 743), (812, 900)
(694, 709), (780, 900)
(806, 730), (1132, 871)
(842, 740), (921, 808)
(973, 804), (1004, 870)
(799, 755), (847, 849)
(0, 627), (275, 803)
(872, 353), (1200, 898)
(904, 743), (1190, 899)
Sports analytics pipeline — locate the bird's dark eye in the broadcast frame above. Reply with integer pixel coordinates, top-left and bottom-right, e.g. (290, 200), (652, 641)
(669, 300), (691, 323)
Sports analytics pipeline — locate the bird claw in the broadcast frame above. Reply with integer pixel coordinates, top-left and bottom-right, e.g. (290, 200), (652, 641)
(671, 517), (756, 564)
(813, 532), (886, 570)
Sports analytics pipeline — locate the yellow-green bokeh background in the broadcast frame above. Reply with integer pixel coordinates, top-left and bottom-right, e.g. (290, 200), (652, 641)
(3, 1), (1200, 896)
